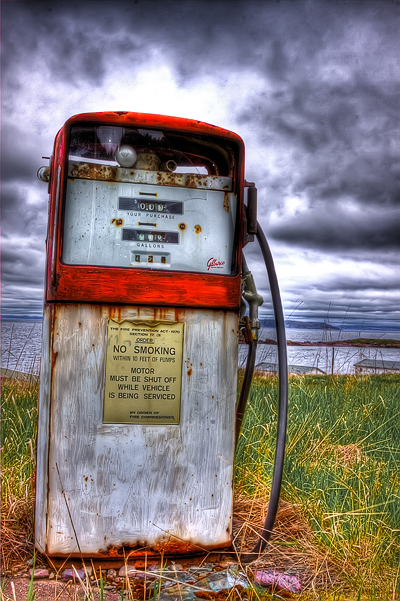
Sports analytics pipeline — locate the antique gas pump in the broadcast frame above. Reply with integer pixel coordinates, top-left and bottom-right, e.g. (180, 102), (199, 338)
(36, 112), (287, 559)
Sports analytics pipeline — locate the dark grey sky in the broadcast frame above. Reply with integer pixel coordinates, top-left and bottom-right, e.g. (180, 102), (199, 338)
(1, 0), (399, 328)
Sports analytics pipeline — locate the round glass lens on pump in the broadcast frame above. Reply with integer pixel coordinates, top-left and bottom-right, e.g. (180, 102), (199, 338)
(115, 145), (138, 167)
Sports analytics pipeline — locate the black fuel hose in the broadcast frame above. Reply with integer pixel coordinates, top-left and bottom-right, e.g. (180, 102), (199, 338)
(251, 222), (288, 554)
(235, 335), (257, 447)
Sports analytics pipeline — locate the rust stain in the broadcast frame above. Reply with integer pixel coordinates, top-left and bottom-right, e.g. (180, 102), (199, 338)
(187, 368), (193, 377)
(114, 536), (228, 557)
(223, 192), (230, 213)
(154, 172), (208, 189)
(51, 273), (61, 295)
(97, 537), (221, 558)
(106, 306), (123, 322)
(185, 174), (198, 189)
(111, 218), (123, 227)
(51, 350), (58, 373)
(49, 548), (227, 564)
(134, 152), (161, 171)
(155, 308), (168, 320)
(179, 223), (186, 231)
(174, 308), (185, 322)
(152, 171), (231, 191)
(194, 225), (202, 234)
(68, 162), (117, 181)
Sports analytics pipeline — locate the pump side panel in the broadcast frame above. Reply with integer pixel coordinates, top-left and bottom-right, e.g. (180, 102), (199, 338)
(35, 304), (53, 553)
(43, 304), (238, 556)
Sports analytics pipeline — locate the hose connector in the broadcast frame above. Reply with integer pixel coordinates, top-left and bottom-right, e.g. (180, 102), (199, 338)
(240, 267), (264, 338)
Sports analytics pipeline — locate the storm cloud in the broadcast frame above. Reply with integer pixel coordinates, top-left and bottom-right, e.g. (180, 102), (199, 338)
(1, 0), (399, 327)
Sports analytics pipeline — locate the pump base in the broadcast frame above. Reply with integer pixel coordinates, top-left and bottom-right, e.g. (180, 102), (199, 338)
(45, 552), (231, 571)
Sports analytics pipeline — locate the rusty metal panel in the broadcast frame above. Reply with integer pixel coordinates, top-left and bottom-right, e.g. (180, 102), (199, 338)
(68, 162), (233, 191)
(36, 304), (239, 556)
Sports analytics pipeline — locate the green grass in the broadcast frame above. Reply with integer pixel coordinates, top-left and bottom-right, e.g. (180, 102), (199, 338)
(1, 379), (38, 500)
(2, 374), (400, 599)
(1, 378), (38, 568)
(235, 373), (400, 599)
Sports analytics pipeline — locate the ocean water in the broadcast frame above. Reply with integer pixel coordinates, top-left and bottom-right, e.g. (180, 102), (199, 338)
(1, 320), (399, 376)
(1, 320), (43, 374)
(239, 327), (400, 375)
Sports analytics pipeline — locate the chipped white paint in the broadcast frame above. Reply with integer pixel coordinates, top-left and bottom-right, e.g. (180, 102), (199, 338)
(35, 304), (239, 556)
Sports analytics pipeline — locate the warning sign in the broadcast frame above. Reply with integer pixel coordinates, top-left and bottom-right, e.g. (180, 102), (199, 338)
(104, 320), (184, 424)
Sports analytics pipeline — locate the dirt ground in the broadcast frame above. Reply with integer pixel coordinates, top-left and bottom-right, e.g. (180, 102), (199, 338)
(0, 498), (342, 600)
(1, 576), (122, 601)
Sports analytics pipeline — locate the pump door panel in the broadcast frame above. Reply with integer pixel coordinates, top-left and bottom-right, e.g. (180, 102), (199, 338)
(63, 180), (237, 275)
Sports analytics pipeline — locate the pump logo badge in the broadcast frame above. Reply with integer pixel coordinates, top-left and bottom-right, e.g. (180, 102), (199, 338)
(207, 258), (226, 271)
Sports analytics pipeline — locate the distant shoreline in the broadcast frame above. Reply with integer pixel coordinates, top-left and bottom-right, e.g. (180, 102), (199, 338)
(2, 317), (400, 333)
(258, 338), (400, 349)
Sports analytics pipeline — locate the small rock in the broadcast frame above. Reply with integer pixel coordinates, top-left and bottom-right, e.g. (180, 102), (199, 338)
(119, 565), (134, 577)
(104, 584), (114, 590)
(188, 566), (213, 574)
(107, 568), (117, 579)
(118, 565), (156, 580)
(26, 558), (35, 567)
(82, 565), (93, 577)
(149, 571), (195, 590)
(29, 568), (50, 579)
(167, 563), (183, 571)
(216, 562), (236, 569)
(62, 568), (86, 582)
(49, 572), (55, 580)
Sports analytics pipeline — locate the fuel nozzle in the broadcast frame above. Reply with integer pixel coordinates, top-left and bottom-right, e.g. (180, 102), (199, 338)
(240, 256), (263, 342)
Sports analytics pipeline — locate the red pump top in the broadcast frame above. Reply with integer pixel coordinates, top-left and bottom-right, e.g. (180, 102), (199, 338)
(45, 112), (245, 310)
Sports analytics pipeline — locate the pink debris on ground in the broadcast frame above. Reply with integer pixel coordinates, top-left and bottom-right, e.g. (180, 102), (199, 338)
(255, 569), (301, 594)
(29, 569), (49, 579)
